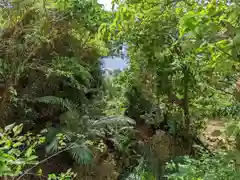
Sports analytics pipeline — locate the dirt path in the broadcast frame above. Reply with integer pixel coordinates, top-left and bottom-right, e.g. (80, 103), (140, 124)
(201, 120), (233, 150)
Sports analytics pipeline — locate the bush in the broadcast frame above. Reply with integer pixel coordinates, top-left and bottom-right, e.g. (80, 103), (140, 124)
(0, 123), (77, 179)
(165, 152), (236, 180)
(0, 123), (45, 176)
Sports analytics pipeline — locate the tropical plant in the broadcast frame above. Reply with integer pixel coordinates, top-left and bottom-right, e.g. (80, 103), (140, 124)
(3, 0), (240, 179)
(0, 123), (45, 177)
(98, 0), (240, 152)
(0, 123), (80, 179)
(36, 95), (135, 165)
(165, 152), (236, 180)
(122, 158), (156, 180)
(47, 169), (77, 180)
(0, 0), (110, 128)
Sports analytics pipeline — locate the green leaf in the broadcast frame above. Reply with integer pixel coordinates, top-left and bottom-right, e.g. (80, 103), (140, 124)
(0, 140), (6, 145)
(25, 147), (34, 158)
(4, 123), (15, 132)
(0, 153), (15, 162)
(12, 142), (23, 148)
(10, 159), (26, 165)
(236, 151), (240, 163)
(233, 33), (240, 45)
(27, 155), (38, 161)
(226, 122), (239, 137)
(8, 149), (21, 156)
(13, 124), (23, 137)
(0, 164), (11, 175)
(184, 17), (197, 31)
(37, 168), (43, 176)
(182, 41), (195, 52)
(16, 136), (26, 141)
(48, 173), (57, 180)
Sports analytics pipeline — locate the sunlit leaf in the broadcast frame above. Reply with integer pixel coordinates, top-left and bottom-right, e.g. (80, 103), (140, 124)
(4, 123), (15, 132)
(13, 124), (23, 137)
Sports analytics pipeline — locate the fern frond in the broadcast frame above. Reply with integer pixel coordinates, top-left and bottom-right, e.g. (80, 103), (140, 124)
(52, 57), (92, 78)
(93, 115), (136, 127)
(36, 96), (77, 110)
(48, 57), (92, 87)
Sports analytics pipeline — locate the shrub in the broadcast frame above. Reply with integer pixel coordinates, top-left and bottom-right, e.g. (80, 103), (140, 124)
(0, 123), (77, 179)
(165, 152), (236, 180)
(0, 123), (45, 177)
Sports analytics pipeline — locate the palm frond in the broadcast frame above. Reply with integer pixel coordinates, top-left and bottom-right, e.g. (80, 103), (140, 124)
(39, 97), (135, 165)
(69, 142), (93, 165)
(46, 136), (59, 154)
(45, 127), (63, 154)
(45, 127), (60, 142)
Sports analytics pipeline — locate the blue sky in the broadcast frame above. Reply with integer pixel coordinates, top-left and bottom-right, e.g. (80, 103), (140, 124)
(98, 0), (128, 70)
(98, 0), (112, 10)
(101, 56), (128, 70)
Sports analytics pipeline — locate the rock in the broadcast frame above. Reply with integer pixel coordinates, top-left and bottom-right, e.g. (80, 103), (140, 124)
(211, 129), (222, 137)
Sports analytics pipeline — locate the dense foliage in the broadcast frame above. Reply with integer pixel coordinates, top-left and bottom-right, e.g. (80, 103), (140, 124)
(2, 0), (240, 179)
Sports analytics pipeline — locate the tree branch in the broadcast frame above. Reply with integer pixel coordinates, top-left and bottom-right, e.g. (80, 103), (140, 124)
(15, 144), (79, 180)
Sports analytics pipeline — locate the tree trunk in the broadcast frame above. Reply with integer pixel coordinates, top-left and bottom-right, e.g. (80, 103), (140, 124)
(182, 65), (192, 153)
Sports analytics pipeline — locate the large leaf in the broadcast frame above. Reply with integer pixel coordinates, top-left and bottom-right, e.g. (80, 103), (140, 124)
(13, 124), (23, 137)
(0, 164), (11, 175)
(4, 123), (15, 133)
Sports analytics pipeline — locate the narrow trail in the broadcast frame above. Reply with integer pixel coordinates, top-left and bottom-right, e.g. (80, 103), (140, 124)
(201, 120), (233, 150)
